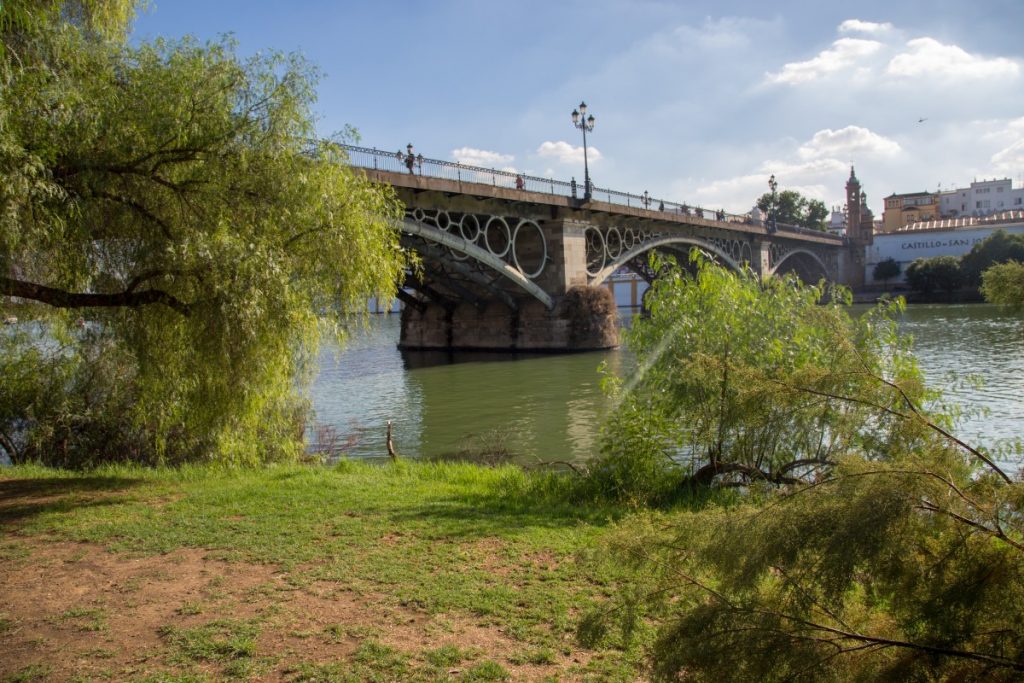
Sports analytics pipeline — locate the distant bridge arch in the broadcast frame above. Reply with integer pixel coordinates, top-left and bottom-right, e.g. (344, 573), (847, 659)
(589, 235), (745, 287)
(769, 248), (830, 283)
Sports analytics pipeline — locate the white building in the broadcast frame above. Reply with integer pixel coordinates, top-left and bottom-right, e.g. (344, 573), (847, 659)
(864, 210), (1024, 285)
(939, 178), (1024, 218)
(827, 207), (846, 235)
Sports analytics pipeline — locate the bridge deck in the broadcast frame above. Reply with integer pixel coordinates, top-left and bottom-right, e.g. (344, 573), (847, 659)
(361, 169), (843, 247)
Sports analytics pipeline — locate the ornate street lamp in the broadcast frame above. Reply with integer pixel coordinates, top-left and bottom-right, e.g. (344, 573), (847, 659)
(767, 174), (779, 232)
(571, 101), (596, 201)
(403, 143), (423, 175)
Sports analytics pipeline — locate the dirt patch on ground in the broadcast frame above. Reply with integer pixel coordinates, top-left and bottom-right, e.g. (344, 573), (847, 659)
(0, 538), (594, 682)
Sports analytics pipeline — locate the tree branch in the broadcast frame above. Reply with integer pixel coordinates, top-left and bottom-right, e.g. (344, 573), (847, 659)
(766, 376), (1012, 484)
(90, 190), (174, 239)
(1, 276), (191, 315)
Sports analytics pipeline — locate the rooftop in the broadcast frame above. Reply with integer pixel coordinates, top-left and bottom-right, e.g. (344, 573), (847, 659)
(889, 210), (1024, 233)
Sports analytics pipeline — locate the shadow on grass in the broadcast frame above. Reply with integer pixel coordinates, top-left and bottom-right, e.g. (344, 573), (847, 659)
(383, 485), (623, 539)
(381, 476), (737, 540)
(0, 476), (141, 526)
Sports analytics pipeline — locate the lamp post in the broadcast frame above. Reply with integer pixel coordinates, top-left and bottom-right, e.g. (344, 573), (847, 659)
(767, 174), (778, 232)
(571, 101), (596, 201)
(403, 143), (423, 175)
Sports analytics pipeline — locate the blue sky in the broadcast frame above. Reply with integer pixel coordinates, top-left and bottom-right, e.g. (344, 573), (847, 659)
(132, 0), (1024, 216)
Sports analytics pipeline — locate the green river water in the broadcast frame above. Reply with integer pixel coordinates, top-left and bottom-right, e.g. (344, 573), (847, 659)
(309, 304), (1023, 464)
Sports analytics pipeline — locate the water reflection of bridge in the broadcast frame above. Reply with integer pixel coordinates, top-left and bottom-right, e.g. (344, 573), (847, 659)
(342, 145), (862, 351)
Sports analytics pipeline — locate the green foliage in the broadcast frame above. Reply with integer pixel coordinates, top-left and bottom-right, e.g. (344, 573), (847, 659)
(1, 0), (139, 40)
(756, 189), (828, 230)
(596, 441), (1024, 681)
(872, 256), (901, 284)
(981, 260), (1024, 308)
(803, 198), (829, 231)
(961, 229), (1024, 286)
(0, 10), (405, 465)
(593, 251), (930, 502)
(905, 255), (963, 294)
(589, 253), (1024, 679)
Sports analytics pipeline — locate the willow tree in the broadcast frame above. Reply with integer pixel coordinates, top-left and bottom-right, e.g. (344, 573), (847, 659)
(594, 252), (930, 502)
(0, 3), (405, 465)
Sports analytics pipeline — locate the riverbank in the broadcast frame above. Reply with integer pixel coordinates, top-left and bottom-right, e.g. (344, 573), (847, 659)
(0, 461), (680, 682)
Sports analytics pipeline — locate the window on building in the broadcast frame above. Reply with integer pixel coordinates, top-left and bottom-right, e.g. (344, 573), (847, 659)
(976, 201), (982, 208)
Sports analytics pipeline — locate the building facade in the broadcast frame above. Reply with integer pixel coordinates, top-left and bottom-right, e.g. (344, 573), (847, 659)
(881, 191), (942, 233)
(864, 211), (1024, 285)
(939, 178), (1024, 218)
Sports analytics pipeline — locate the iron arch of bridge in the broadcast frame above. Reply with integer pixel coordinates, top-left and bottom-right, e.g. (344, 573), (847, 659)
(769, 247), (831, 281)
(589, 235), (743, 287)
(399, 217), (554, 310)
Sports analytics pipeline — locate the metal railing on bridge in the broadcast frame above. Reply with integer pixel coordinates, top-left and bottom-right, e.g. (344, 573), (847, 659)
(339, 144), (837, 240)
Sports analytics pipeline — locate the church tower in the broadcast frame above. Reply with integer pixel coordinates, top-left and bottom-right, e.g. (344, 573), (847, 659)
(846, 167), (862, 241)
(845, 166), (873, 246)
(840, 166), (872, 288)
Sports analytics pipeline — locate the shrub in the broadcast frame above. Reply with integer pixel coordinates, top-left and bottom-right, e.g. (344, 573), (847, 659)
(589, 250), (930, 502)
(961, 229), (1024, 286)
(981, 260), (1024, 308)
(872, 257), (901, 284)
(905, 255), (963, 294)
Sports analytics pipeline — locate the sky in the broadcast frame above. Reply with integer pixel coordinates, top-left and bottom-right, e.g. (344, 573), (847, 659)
(131, 0), (1024, 216)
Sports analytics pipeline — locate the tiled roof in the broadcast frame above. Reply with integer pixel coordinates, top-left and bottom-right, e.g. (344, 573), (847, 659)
(891, 210), (1024, 233)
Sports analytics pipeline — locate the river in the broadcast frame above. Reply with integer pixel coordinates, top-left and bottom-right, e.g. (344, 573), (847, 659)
(309, 303), (1023, 464)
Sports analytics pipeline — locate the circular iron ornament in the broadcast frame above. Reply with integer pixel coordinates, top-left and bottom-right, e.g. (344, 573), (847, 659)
(459, 214), (480, 243)
(741, 242), (752, 264)
(435, 210), (452, 232)
(484, 216), (511, 258)
(585, 226), (606, 276)
(412, 208), (427, 224)
(605, 227), (623, 260)
(623, 228), (637, 249)
(511, 219), (548, 280)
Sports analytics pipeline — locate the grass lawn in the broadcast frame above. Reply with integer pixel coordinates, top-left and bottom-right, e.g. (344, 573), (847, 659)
(0, 461), (657, 682)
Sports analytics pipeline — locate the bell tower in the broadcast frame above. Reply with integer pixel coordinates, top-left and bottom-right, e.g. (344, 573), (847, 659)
(840, 166), (872, 288)
(846, 167), (862, 241)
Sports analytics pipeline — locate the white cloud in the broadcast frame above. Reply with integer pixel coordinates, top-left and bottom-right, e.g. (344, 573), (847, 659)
(991, 140), (1024, 173)
(536, 140), (602, 165)
(989, 120), (1024, 174)
(838, 19), (894, 35)
(669, 16), (765, 51)
(886, 37), (1020, 80)
(765, 25), (1020, 89)
(798, 126), (902, 160)
(766, 38), (882, 85)
(451, 147), (515, 168)
(691, 158), (849, 210)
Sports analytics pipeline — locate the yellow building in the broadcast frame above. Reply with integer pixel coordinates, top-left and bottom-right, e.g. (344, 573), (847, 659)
(881, 191), (941, 233)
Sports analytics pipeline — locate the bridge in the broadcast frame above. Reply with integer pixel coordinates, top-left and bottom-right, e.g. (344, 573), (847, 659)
(342, 145), (865, 352)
